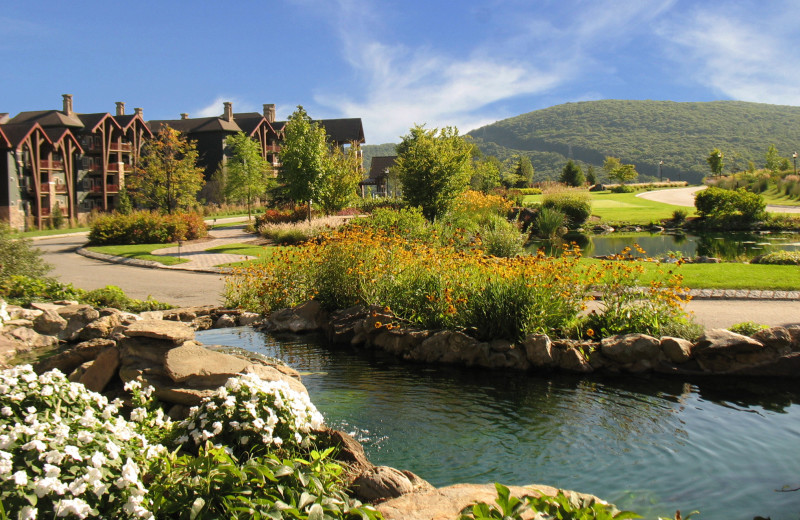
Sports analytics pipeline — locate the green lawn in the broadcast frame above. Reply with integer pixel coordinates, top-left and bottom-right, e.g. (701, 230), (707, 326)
(18, 226), (90, 238)
(523, 190), (696, 225)
(207, 243), (284, 267)
(85, 243), (188, 266)
(761, 187), (800, 207)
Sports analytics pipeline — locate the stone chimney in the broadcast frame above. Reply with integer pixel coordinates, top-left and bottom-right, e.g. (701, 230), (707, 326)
(223, 102), (233, 122)
(115, 102), (125, 116)
(263, 104), (276, 123)
(62, 94), (73, 115)
(0, 113), (9, 124)
(181, 113), (189, 120)
(134, 108), (143, 118)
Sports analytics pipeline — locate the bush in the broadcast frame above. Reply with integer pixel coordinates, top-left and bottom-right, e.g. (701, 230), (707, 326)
(351, 206), (430, 242)
(611, 184), (635, 193)
(541, 190), (592, 228)
(694, 187), (766, 223)
(89, 211), (208, 245)
(81, 286), (172, 313)
(479, 215), (525, 258)
(671, 208), (688, 223)
(751, 251), (800, 265)
(0, 224), (52, 280)
(728, 321), (769, 336)
(533, 207), (567, 239)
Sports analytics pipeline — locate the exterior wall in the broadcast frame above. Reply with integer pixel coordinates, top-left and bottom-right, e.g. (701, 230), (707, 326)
(0, 152), (29, 230)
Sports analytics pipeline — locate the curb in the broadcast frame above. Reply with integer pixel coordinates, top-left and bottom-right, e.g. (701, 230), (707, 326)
(76, 247), (229, 274)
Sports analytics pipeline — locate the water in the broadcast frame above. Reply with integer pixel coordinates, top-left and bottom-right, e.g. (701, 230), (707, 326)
(197, 327), (800, 520)
(528, 231), (800, 261)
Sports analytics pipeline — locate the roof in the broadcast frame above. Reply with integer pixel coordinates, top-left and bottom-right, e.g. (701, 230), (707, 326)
(113, 114), (154, 137)
(148, 116), (242, 134)
(0, 125), (10, 148)
(232, 113), (269, 136)
(317, 118), (365, 144)
(77, 113), (122, 133)
(8, 110), (84, 129)
(366, 155), (397, 181)
(0, 122), (52, 149)
(43, 127), (84, 154)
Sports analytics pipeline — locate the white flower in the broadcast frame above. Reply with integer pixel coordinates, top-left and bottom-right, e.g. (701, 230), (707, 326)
(64, 445), (81, 461)
(90, 452), (107, 468)
(13, 470), (28, 485)
(22, 439), (46, 452)
(19, 505), (37, 519)
(44, 450), (66, 465)
(68, 478), (88, 496)
(76, 430), (94, 444)
(115, 458), (140, 489)
(124, 380), (142, 392)
(54, 498), (92, 518)
(34, 476), (68, 497)
(44, 464), (61, 478)
(105, 441), (121, 460)
(1, 406), (11, 416)
(130, 408), (147, 423)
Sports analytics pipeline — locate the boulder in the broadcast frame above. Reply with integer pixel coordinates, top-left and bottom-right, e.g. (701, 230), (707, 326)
(267, 300), (327, 333)
(214, 314), (237, 328)
(34, 338), (116, 374)
(78, 347), (120, 393)
(191, 316), (214, 330)
(238, 312), (261, 326)
(660, 337), (693, 364)
(523, 334), (560, 367)
(6, 327), (59, 349)
(164, 342), (250, 386)
(558, 346), (593, 373)
(370, 329), (430, 357)
(600, 334), (661, 366)
(411, 331), (481, 364)
(376, 483), (561, 520)
(325, 306), (371, 345)
(57, 304), (101, 341)
(751, 327), (793, 356)
(352, 466), (415, 503)
(79, 314), (121, 341)
(125, 319), (195, 344)
(692, 329), (773, 373)
(33, 308), (68, 337)
(139, 310), (164, 320)
(7, 306), (42, 321)
(118, 335), (178, 365)
(787, 325), (800, 351)
(320, 429), (373, 477)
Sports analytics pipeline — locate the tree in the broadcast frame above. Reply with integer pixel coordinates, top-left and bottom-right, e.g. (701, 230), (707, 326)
(514, 156), (534, 187)
(395, 125), (473, 220)
(560, 160), (585, 187)
(317, 143), (363, 214)
(128, 126), (205, 213)
(0, 223), (51, 279)
(765, 144), (781, 173)
(224, 132), (272, 220)
(278, 106), (330, 215)
(470, 156), (502, 193)
(586, 165), (597, 185)
(603, 156), (638, 184)
(706, 148), (724, 177)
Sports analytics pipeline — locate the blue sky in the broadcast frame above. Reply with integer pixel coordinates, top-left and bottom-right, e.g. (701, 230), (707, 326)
(2, 0), (799, 144)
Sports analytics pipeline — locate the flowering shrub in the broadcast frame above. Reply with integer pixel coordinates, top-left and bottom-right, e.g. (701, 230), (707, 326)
(0, 365), (162, 519)
(88, 211), (208, 245)
(172, 374), (324, 457)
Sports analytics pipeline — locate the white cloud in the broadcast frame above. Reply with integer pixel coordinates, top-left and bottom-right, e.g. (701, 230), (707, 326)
(194, 96), (257, 118)
(660, 3), (800, 105)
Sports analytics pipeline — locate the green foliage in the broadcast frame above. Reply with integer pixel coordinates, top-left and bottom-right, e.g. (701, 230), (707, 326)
(89, 210), (208, 245)
(751, 251), (800, 265)
(458, 484), (642, 520)
(706, 148), (724, 176)
(764, 143), (782, 173)
(318, 144), (363, 215)
(586, 165), (597, 185)
(541, 191), (592, 228)
(128, 125), (205, 213)
(560, 160), (585, 187)
(534, 206), (567, 239)
(224, 132), (273, 219)
(278, 106), (330, 205)
(471, 156), (503, 193)
(467, 99), (800, 184)
(396, 125), (474, 220)
(671, 209), (688, 223)
(604, 156), (638, 184)
(610, 184), (635, 193)
(0, 275), (81, 304)
(513, 156), (535, 188)
(50, 201), (65, 229)
(117, 186), (133, 215)
(479, 215), (525, 258)
(694, 187), (766, 222)
(0, 223), (52, 279)
(81, 285), (172, 313)
(728, 321), (769, 336)
(352, 206), (431, 242)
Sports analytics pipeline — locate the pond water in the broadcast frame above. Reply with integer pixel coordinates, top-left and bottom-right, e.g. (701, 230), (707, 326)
(528, 231), (800, 261)
(196, 327), (800, 520)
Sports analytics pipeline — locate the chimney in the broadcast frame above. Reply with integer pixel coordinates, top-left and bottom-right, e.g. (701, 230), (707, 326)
(0, 113), (9, 124)
(115, 102), (125, 116)
(263, 103), (276, 123)
(134, 108), (143, 118)
(181, 113), (189, 120)
(62, 94), (73, 115)
(223, 102), (233, 122)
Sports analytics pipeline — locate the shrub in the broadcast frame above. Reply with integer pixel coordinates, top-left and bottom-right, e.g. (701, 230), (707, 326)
(728, 321), (769, 336)
(357, 197), (406, 213)
(259, 216), (348, 245)
(694, 187), (765, 223)
(541, 190), (592, 228)
(0, 224), (52, 280)
(479, 215), (526, 258)
(89, 211), (208, 245)
(81, 286), (172, 313)
(671, 208), (688, 223)
(611, 184), (635, 193)
(533, 207), (567, 239)
(351, 206), (430, 242)
(0, 275), (81, 304)
(751, 251), (800, 265)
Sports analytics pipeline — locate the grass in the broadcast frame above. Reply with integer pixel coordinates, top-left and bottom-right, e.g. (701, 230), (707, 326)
(17, 226), (91, 238)
(761, 186), (800, 207)
(524, 190), (697, 225)
(206, 243), (284, 267)
(85, 243), (188, 266)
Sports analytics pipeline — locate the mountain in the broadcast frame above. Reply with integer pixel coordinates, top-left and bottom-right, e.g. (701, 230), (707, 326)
(361, 143), (397, 172)
(466, 100), (800, 184)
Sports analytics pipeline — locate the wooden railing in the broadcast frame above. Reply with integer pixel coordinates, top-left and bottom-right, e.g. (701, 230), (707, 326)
(40, 159), (64, 170)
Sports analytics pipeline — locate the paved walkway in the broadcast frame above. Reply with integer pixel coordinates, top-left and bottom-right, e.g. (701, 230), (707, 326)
(637, 185), (800, 213)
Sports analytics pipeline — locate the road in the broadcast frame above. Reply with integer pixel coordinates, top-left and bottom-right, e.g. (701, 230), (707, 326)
(32, 233), (800, 330)
(637, 185), (800, 213)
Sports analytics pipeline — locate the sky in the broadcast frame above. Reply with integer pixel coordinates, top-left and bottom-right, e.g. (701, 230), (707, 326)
(2, 0), (799, 144)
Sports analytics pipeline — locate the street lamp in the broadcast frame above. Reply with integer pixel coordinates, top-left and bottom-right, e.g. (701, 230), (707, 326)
(659, 160), (663, 182)
(793, 152), (797, 175)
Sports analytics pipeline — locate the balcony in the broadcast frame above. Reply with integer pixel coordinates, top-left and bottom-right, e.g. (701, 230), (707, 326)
(265, 144), (281, 153)
(108, 162), (133, 172)
(40, 159), (64, 170)
(39, 182), (68, 193)
(109, 142), (133, 152)
(89, 184), (119, 194)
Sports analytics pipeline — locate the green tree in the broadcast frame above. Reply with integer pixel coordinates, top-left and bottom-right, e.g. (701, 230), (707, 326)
(128, 126), (205, 213)
(0, 223), (51, 279)
(560, 159), (585, 187)
(765, 144), (781, 173)
(116, 186), (133, 215)
(706, 148), (724, 177)
(317, 143), (363, 214)
(603, 156), (638, 184)
(396, 125), (474, 220)
(586, 165), (597, 185)
(514, 156), (534, 187)
(278, 106), (330, 216)
(224, 132), (272, 220)
(471, 156), (502, 193)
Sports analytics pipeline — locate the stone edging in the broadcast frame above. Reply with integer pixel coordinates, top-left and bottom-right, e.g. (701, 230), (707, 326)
(76, 247), (228, 274)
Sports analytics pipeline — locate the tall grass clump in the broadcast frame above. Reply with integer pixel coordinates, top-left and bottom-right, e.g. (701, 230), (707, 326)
(541, 189), (592, 228)
(533, 206), (567, 239)
(259, 216), (351, 245)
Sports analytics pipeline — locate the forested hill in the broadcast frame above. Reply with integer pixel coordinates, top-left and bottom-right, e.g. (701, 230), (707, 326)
(467, 100), (800, 184)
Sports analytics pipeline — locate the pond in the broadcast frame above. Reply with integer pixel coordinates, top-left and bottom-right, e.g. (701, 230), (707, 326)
(197, 327), (800, 520)
(528, 231), (800, 261)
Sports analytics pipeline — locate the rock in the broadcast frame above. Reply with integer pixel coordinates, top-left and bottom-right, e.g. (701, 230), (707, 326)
(523, 334), (560, 367)
(325, 306), (371, 344)
(214, 314), (237, 328)
(751, 327), (793, 356)
(490, 339), (513, 353)
(728, 352), (800, 377)
(164, 342), (250, 386)
(694, 256), (721, 264)
(6, 327), (59, 349)
(787, 325), (800, 351)
(7, 307), (42, 321)
(376, 483), (561, 520)
(79, 347), (120, 392)
(79, 314), (121, 341)
(163, 306), (217, 322)
(600, 334), (661, 366)
(589, 183), (606, 192)
(238, 312), (261, 326)
(370, 329), (429, 356)
(558, 346), (593, 373)
(319, 429), (374, 485)
(241, 364), (308, 396)
(592, 223), (614, 233)
(33, 308), (68, 337)
(267, 300), (327, 333)
(692, 329), (772, 372)
(125, 319), (195, 344)
(0, 334), (24, 364)
(30, 302), (64, 313)
(412, 331), (480, 364)
(191, 316), (214, 330)
(118, 336), (177, 365)
(352, 466), (414, 503)
(660, 337), (693, 364)
(139, 310), (164, 320)
(57, 304), (101, 341)
(34, 338), (116, 374)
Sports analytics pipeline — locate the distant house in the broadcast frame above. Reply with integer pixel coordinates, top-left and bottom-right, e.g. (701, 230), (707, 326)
(360, 155), (397, 197)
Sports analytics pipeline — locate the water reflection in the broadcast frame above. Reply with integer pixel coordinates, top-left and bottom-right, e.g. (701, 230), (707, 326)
(196, 328), (800, 520)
